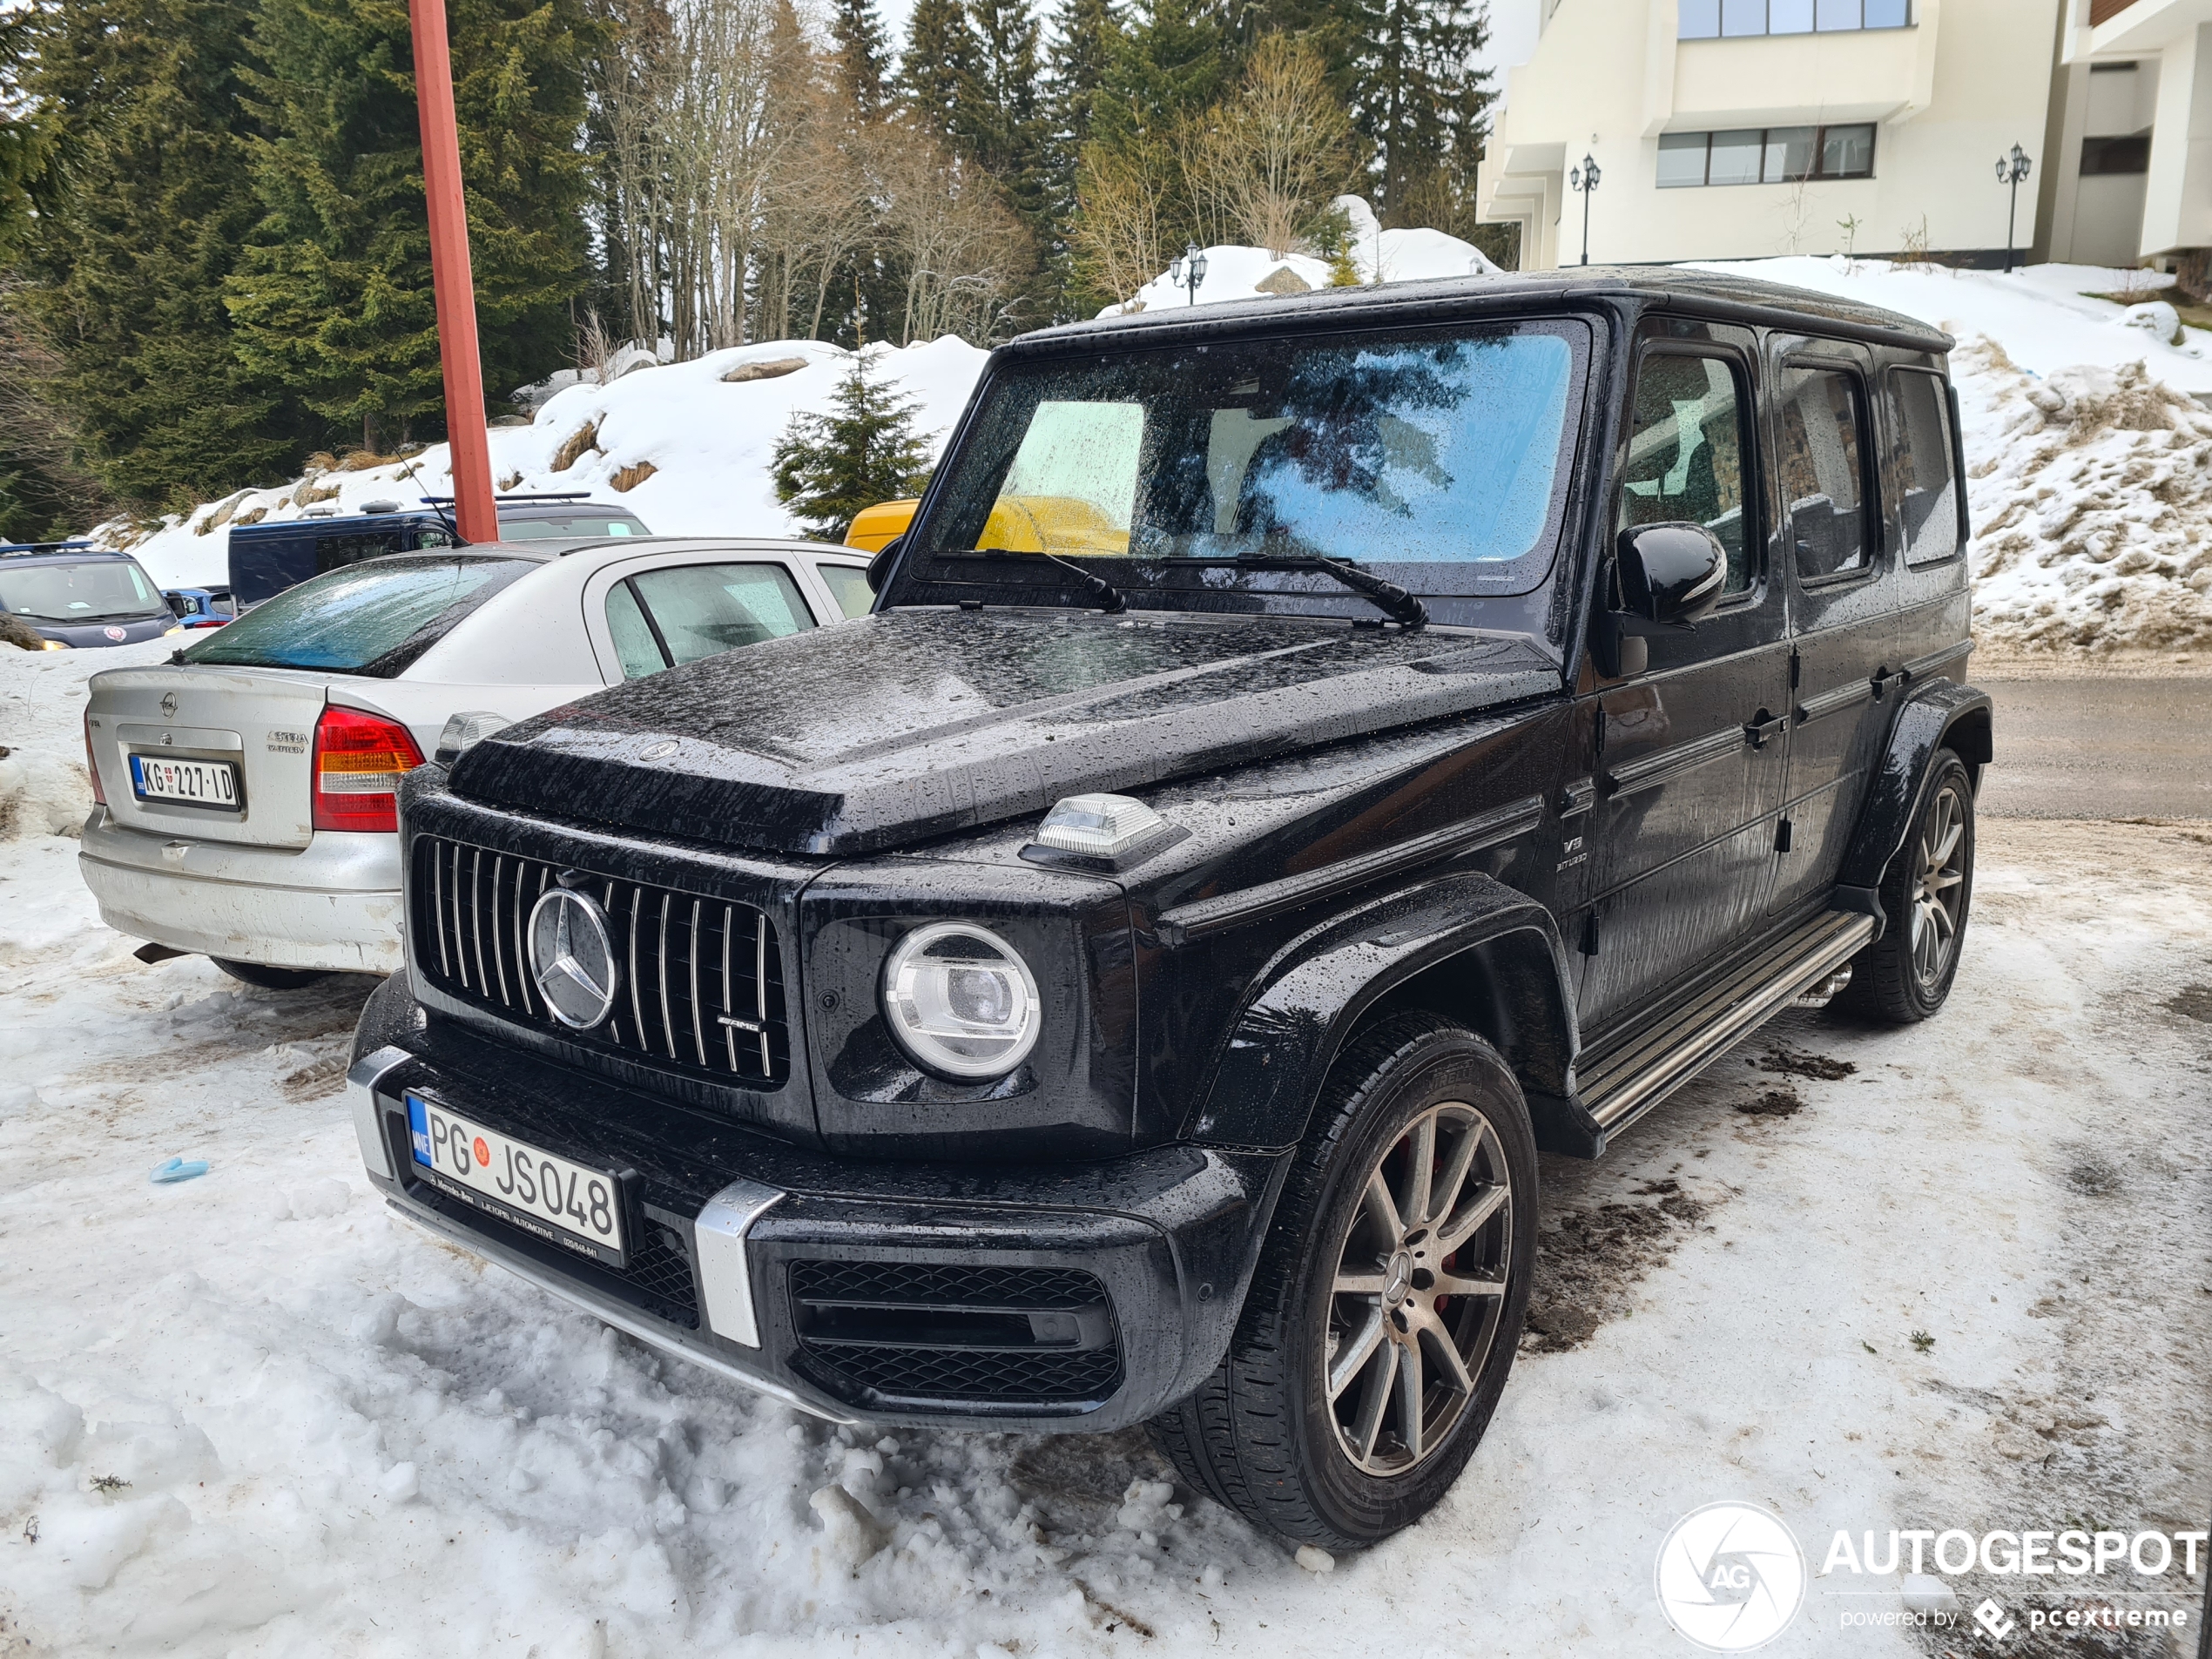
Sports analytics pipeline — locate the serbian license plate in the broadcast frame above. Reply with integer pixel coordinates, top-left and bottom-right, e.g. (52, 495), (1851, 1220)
(406, 1094), (626, 1261)
(128, 752), (241, 810)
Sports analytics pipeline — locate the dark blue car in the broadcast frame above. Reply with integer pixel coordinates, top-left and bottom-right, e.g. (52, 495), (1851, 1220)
(227, 495), (651, 609)
(0, 543), (183, 649)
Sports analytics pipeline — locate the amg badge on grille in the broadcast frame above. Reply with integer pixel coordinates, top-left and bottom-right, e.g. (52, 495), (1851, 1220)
(528, 887), (620, 1028)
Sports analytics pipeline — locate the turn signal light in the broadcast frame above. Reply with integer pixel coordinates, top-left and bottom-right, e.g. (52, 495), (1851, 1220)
(312, 705), (423, 833)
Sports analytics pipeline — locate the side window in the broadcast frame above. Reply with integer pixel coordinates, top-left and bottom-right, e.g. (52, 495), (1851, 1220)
(604, 580), (665, 679)
(1778, 366), (1871, 580)
(1618, 352), (1753, 594)
(815, 562), (874, 619)
(1888, 369), (1961, 565)
(624, 563), (816, 673)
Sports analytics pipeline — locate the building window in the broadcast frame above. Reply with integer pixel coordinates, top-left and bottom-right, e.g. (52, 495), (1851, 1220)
(2080, 134), (2150, 176)
(1682, 0), (1910, 37)
(1657, 125), (1878, 186)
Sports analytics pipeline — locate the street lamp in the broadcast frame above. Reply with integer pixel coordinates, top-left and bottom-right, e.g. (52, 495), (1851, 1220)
(1168, 243), (1209, 306)
(1996, 144), (2033, 274)
(1569, 154), (1601, 266)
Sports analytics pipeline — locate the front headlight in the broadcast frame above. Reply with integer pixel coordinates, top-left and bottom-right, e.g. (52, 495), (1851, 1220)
(881, 921), (1042, 1080)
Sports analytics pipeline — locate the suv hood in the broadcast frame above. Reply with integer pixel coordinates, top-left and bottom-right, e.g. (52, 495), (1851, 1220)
(449, 610), (1561, 855)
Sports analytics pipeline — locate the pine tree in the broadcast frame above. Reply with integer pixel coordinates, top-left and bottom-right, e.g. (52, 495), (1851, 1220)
(225, 0), (598, 455)
(829, 0), (892, 119)
(14, 0), (302, 509)
(900, 0), (981, 151)
(1339, 0), (1492, 224)
(770, 354), (934, 541)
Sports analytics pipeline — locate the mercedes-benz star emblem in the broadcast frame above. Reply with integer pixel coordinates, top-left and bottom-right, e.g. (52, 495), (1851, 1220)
(528, 887), (620, 1029)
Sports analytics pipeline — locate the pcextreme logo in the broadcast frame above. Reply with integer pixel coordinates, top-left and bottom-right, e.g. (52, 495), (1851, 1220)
(1655, 1502), (1808, 1651)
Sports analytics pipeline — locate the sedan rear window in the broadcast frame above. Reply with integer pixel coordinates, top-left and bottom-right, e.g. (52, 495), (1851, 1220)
(179, 555), (531, 678)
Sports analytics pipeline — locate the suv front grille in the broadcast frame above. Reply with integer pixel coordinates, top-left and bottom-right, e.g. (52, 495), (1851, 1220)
(412, 835), (790, 1086)
(788, 1259), (1123, 1406)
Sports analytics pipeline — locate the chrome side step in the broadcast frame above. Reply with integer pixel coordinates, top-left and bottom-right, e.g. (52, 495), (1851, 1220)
(1577, 910), (1876, 1139)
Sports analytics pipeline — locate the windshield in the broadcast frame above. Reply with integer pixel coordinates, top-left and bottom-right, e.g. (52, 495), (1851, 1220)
(0, 557), (168, 622)
(905, 320), (1587, 614)
(497, 513), (647, 541)
(180, 555), (531, 678)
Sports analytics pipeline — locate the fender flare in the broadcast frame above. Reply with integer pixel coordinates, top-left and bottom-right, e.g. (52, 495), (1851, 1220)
(1180, 873), (1592, 1156)
(1834, 678), (1993, 934)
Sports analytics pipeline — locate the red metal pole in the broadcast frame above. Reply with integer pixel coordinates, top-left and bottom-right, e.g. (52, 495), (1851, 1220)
(408, 0), (500, 543)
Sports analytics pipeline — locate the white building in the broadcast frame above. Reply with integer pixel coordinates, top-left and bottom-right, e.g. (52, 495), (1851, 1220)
(1479, 0), (2212, 274)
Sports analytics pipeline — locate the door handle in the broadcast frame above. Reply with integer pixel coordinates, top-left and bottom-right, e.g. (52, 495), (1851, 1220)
(1742, 710), (1786, 750)
(1870, 665), (1909, 698)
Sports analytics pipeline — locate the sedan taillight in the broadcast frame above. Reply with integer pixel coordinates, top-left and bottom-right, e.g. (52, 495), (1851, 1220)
(312, 705), (423, 833)
(84, 705), (105, 806)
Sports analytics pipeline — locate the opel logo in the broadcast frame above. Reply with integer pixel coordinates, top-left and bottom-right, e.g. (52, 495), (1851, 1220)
(159, 692), (179, 718)
(528, 887), (619, 1029)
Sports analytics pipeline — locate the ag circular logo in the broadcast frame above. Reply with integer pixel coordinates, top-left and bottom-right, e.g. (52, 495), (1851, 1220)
(528, 887), (620, 1029)
(1654, 1502), (1806, 1651)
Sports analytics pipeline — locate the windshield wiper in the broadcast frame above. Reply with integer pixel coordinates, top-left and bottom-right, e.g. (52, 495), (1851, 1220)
(1177, 556), (1428, 631)
(961, 547), (1126, 614)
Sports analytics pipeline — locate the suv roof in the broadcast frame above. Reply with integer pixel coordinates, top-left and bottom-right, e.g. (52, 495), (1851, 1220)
(0, 542), (138, 565)
(1013, 265), (1952, 357)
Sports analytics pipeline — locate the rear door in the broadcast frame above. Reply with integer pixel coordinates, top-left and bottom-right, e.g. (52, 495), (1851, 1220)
(582, 553), (824, 682)
(1580, 320), (1791, 1032)
(1766, 341), (1901, 916)
(1885, 363), (1973, 687)
(86, 666), (330, 848)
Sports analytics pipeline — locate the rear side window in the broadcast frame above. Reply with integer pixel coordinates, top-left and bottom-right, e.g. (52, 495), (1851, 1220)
(815, 562), (874, 619)
(1618, 353), (1754, 595)
(180, 556), (531, 677)
(1778, 366), (1871, 580)
(603, 563), (817, 678)
(1888, 369), (1962, 565)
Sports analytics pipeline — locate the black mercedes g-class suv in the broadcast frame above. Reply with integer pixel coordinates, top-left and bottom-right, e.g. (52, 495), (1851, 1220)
(347, 268), (1989, 1549)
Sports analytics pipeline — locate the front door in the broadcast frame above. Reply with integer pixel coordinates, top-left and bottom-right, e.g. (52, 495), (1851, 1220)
(1766, 341), (1900, 917)
(1580, 322), (1791, 1035)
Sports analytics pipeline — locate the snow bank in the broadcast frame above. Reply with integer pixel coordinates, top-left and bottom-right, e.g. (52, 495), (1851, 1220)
(109, 337), (990, 592)
(0, 636), (172, 840)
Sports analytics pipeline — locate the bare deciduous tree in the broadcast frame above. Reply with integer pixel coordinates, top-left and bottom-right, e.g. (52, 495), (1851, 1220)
(1191, 37), (1358, 260)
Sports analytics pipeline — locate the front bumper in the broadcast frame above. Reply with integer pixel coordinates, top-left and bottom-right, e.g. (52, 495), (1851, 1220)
(79, 806), (403, 974)
(348, 980), (1287, 1433)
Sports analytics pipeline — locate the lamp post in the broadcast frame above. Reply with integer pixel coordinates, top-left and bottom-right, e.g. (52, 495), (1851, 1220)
(1569, 154), (1601, 266)
(408, 0), (499, 543)
(1168, 243), (1209, 306)
(1996, 144), (2033, 274)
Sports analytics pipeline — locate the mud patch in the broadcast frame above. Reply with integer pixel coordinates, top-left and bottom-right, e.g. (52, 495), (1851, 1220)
(2066, 1157), (2121, 1197)
(1008, 1425), (1170, 1512)
(280, 1052), (350, 1102)
(1753, 1044), (1857, 1081)
(2166, 983), (2212, 1022)
(1522, 1177), (1716, 1352)
(1734, 1085), (1804, 1117)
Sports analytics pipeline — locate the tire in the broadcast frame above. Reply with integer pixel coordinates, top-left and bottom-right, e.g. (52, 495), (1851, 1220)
(1844, 746), (1974, 1024)
(212, 957), (329, 991)
(1147, 1012), (1538, 1549)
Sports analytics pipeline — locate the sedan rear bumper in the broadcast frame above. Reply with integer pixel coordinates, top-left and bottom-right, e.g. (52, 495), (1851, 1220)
(78, 806), (403, 973)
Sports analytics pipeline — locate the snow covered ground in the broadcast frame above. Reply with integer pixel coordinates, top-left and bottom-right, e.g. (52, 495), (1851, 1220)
(98, 239), (2212, 662)
(2, 639), (2206, 1656)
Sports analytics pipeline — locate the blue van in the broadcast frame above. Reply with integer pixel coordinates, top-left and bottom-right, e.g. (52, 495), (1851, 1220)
(0, 543), (183, 648)
(226, 494), (651, 609)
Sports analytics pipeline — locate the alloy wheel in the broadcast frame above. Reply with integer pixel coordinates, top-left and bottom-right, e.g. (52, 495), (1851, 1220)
(1321, 1102), (1514, 1477)
(1909, 779), (1968, 989)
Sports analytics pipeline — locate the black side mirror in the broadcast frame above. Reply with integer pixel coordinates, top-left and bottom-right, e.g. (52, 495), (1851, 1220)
(1589, 523), (1729, 678)
(865, 534), (905, 596)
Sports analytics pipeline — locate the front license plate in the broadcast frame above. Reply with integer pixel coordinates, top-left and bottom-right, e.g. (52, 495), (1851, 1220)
(407, 1094), (626, 1260)
(129, 752), (240, 810)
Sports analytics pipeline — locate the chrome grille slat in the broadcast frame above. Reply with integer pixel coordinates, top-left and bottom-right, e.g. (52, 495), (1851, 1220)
(721, 904), (738, 1071)
(687, 899), (708, 1066)
(489, 855), (511, 1008)
(468, 848), (489, 997)
(410, 835), (787, 1085)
